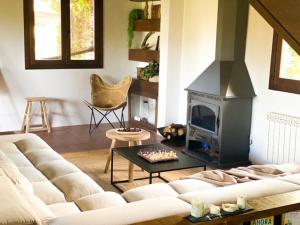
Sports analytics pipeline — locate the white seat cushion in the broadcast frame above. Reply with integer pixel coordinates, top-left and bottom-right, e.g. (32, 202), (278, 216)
(48, 197), (190, 225)
(52, 172), (104, 201)
(4, 152), (33, 167)
(0, 176), (36, 225)
(32, 181), (66, 205)
(48, 202), (81, 217)
(37, 160), (80, 180)
(178, 179), (300, 205)
(18, 167), (48, 182)
(75, 192), (127, 211)
(0, 151), (33, 193)
(0, 141), (22, 154)
(15, 136), (50, 153)
(18, 188), (55, 225)
(122, 183), (179, 202)
(280, 173), (300, 185)
(24, 150), (63, 166)
(169, 179), (217, 194)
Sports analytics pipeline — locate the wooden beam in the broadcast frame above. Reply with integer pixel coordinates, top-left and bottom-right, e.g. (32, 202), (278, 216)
(249, 0), (300, 56)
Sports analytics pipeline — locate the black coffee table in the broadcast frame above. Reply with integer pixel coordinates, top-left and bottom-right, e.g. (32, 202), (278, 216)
(111, 143), (206, 192)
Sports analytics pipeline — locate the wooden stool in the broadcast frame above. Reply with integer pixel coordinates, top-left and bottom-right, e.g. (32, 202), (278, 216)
(105, 129), (151, 183)
(21, 97), (51, 133)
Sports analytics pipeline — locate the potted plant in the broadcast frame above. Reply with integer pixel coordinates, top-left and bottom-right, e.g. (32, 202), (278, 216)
(128, 9), (144, 48)
(138, 60), (159, 82)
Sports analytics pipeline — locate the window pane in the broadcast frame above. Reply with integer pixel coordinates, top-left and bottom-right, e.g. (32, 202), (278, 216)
(70, 0), (95, 60)
(34, 0), (62, 60)
(279, 40), (300, 81)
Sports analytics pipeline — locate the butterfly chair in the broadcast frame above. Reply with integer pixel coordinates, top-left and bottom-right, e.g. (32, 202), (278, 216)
(84, 74), (132, 133)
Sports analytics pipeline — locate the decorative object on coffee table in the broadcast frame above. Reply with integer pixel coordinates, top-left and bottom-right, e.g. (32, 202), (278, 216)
(116, 127), (142, 135)
(137, 146), (178, 163)
(105, 128), (150, 183)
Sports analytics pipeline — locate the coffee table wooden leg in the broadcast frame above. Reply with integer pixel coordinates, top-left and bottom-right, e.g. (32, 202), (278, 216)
(105, 139), (116, 173)
(128, 141), (135, 183)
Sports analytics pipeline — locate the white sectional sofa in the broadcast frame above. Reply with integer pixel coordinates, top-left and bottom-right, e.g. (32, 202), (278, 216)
(0, 133), (300, 225)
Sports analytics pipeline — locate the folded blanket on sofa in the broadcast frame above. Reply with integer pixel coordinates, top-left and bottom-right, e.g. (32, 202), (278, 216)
(184, 170), (252, 186)
(183, 164), (300, 186)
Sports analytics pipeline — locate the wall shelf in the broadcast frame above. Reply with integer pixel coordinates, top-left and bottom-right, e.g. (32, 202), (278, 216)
(128, 79), (159, 131)
(134, 19), (160, 32)
(129, 49), (160, 62)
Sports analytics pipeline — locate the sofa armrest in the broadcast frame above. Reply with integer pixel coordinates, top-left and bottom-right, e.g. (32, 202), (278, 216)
(47, 197), (190, 225)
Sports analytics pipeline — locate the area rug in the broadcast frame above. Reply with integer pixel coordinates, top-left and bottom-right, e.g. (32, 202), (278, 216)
(62, 149), (204, 193)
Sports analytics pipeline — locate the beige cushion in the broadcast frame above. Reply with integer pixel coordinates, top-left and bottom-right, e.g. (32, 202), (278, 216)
(52, 172), (104, 201)
(178, 179), (300, 205)
(0, 141), (22, 154)
(37, 160), (80, 180)
(48, 197), (190, 225)
(15, 136), (50, 153)
(18, 188), (55, 225)
(122, 183), (179, 202)
(0, 133), (39, 143)
(32, 181), (66, 205)
(25, 150), (63, 166)
(169, 179), (217, 194)
(0, 168), (5, 176)
(76, 192), (127, 211)
(19, 167), (48, 182)
(48, 202), (81, 217)
(4, 152), (33, 167)
(0, 176), (36, 225)
(280, 173), (300, 185)
(0, 151), (33, 193)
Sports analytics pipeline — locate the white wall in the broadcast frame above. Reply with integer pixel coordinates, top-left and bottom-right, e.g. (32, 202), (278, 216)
(0, 0), (139, 132)
(246, 6), (300, 164)
(158, 0), (218, 126)
(158, 1), (300, 164)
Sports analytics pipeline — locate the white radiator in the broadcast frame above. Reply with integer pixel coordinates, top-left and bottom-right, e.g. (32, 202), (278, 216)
(267, 112), (300, 163)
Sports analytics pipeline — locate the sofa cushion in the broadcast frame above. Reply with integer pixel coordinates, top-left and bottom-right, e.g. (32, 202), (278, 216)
(48, 197), (190, 225)
(280, 173), (300, 185)
(178, 179), (300, 205)
(0, 141), (22, 154)
(15, 136), (50, 153)
(19, 167), (48, 182)
(0, 151), (33, 193)
(32, 181), (66, 205)
(25, 150), (63, 166)
(0, 176), (36, 225)
(18, 188), (55, 225)
(37, 160), (80, 180)
(4, 152), (33, 167)
(122, 183), (179, 202)
(169, 179), (217, 194)
(52, 172), (104, 201)
(76, 192), (127, 211)
(48, 202), (81, 217)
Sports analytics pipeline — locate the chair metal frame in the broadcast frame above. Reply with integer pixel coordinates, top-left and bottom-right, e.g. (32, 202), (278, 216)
(86, 102), (126, 134)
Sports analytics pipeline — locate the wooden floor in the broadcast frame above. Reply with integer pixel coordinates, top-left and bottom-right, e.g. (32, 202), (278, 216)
(0, 124), (206, 192)
(1, 123), (163, 154)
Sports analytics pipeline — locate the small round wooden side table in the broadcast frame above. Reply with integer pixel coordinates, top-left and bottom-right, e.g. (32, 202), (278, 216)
(105, 129), (151, 183)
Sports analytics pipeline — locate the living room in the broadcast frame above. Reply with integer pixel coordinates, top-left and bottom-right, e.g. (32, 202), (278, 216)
(1, 0), (300, 225)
